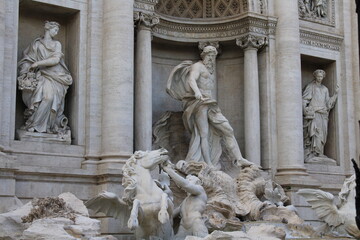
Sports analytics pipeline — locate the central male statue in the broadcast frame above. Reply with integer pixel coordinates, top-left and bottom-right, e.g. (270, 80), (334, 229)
(166, 46), (251, 168)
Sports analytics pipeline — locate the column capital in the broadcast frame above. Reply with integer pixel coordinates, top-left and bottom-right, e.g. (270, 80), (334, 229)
(236, 34), (268, 50)
(134, 11), (160, 29)
(198, 41), (221, 55)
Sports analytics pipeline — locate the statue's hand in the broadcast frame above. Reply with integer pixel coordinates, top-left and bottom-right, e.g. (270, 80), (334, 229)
(127, 215), (139, 230)
(195, 92), (203, 100)
(335, 84), (340, 94)
(158, 209), (169, 224)
(176, 160), (186, 171)
(29, 62), (39, 70)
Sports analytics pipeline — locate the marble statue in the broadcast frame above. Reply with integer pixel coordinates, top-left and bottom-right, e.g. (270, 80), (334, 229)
(85, 149), (174, 240)
(297, 175), (360, 238)
(302, 69), (339, 164)
(17, 21), (72, 136)
(162, 160), (208, 240)
(166, 45), (252, 169)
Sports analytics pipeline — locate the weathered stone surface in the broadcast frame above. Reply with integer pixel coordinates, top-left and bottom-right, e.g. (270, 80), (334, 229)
(184, 224), (286, 240)
(0, 192), (105, 240)
(23, 217), (76, 240)
(59, 192), (89, 217)
(0, 202), (32, 239)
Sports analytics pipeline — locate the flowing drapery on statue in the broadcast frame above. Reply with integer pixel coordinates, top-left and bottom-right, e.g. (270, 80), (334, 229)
(166, 46), (251, 169)
(302, 69), (338, 164)
(17, 21), (72, 135)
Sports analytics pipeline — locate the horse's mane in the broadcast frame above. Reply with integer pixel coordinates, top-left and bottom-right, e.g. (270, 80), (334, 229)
(122, 151), (146, 205)
(338, 174), (355, 207)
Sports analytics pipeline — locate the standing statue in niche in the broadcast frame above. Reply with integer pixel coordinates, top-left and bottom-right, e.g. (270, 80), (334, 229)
(17, 21), (72, 142)
(302, 69), (339, 164)
(162, 160), (208, 240)
(166, 46), (252, 169)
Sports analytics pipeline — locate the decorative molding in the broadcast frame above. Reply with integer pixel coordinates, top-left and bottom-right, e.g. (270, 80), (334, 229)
(134, 0), (159, 13)
(300, 29), (343, 51)
(298, 0), (335, 27)
(236, 34), (268, 50)
(152, 14), (277, 42)
(134, 11), (160, 29)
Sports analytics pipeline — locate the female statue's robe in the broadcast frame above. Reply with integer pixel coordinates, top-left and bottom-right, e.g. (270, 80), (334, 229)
(18, 38), (72, 133)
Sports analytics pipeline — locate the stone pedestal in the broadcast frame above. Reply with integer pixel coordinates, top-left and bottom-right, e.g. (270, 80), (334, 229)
(16, 129), (71, 145)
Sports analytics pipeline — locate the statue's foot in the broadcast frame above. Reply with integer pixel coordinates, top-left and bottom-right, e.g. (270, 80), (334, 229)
(234, 158), (254, 168)
(127, 216), (139, 230)
(27, 127), (35, 132)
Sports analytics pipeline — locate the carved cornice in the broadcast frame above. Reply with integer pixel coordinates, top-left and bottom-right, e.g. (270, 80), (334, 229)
(300, 29), (343, 51)
(134, 0), (159, 13)
(236, 34), (268, 50)
(152, 14), (277, 42)
(134, 11), (160, 29)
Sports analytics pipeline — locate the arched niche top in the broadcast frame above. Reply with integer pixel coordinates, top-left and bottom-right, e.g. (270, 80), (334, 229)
(155, 0), (267, 20)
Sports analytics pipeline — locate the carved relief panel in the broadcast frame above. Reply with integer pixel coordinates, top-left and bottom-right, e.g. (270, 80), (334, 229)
(298, 0), (335, 26)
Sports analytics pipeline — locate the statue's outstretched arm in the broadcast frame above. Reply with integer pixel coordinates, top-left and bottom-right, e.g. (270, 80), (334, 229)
(163, 166), (202, 195)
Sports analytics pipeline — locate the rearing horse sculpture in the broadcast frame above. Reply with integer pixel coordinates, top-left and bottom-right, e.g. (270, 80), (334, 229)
(85, 148), (174, 240)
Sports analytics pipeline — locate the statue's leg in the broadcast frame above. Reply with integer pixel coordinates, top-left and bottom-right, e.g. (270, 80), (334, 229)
(213, 119), (252, 167)
(158, 193), (170, 224)
(128, 199), (140, 230)
(174, 225), (189, 240)
(194, 105), (212, 166)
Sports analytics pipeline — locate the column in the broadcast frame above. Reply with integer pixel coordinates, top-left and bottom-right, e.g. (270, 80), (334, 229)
(100, 0), (134, 166)
(236, 34), (267, 166)
(82, 0), (103, 170)
(274, 0), (314, 184)
(134, 12), (159, 151)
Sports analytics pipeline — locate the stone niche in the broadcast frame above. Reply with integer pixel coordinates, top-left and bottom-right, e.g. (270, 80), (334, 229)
(151, 38), (246, 151)
(301, 54), (338, 165)
(16, 0), (80, 144)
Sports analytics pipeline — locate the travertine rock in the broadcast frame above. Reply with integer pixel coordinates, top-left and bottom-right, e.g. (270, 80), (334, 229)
(23, 217), (76, 240)
(0, 192), (110, 240)
(59, 192), (89, 217)
(0, 201), (32, 239)
(184, 224), (286, 240)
